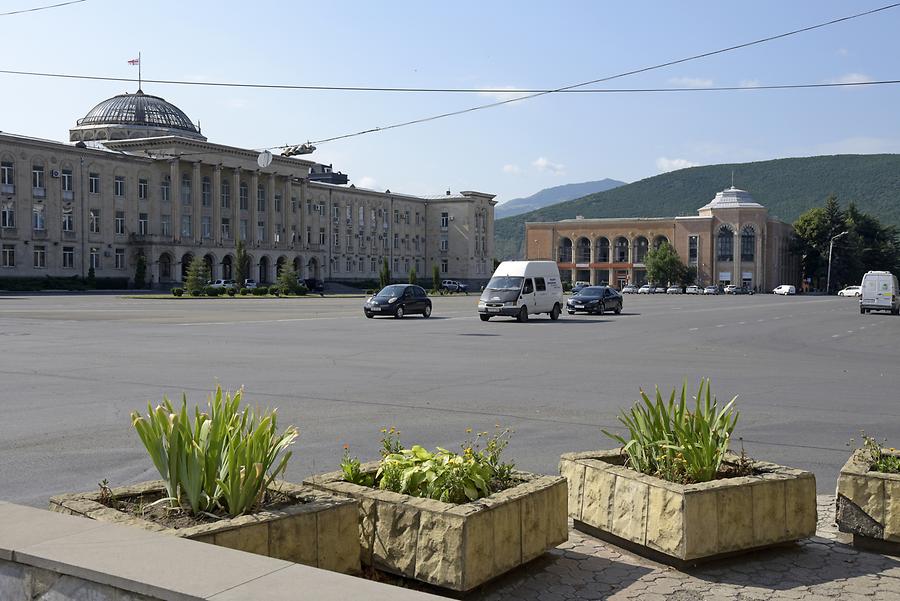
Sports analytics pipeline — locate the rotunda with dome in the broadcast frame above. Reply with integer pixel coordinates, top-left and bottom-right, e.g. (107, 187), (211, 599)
(69, 89), (206, 143)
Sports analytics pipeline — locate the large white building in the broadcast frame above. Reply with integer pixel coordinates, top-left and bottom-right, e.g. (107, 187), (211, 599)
(0, 89), (496, 287)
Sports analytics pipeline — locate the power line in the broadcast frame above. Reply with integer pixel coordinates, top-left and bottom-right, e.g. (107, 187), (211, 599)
(0, 0), (87, 17)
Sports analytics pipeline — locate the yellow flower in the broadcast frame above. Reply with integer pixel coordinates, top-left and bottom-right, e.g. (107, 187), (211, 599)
(465, 428), (472, 433)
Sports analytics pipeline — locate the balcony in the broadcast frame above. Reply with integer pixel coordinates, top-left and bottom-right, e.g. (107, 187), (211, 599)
(0, 184), (13, 195)
(62, 190), (74, 201)
(32, 187), (46, 199)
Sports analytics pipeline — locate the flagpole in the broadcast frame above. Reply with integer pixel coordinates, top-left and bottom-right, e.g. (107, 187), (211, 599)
(138, 51), (142, 91)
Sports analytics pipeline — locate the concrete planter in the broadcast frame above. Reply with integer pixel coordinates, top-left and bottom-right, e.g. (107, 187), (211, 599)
(559, 450), (816, 566)
(836, 449), (900, 552)
(49, 480), (360, 574)
(304, 465), (568, 591)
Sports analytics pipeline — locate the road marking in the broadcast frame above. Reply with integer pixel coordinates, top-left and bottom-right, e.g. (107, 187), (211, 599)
(716, 324), (725, 328)
(847, 330), (854, 334)
(757, 319), (765, 322)
(689, 327), (699, 331)
(738, 321), (746, 325)
(832, 334), (841, 338)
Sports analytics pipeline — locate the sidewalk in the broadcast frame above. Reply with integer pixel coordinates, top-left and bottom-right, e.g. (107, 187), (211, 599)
(469, 495), (900, 600)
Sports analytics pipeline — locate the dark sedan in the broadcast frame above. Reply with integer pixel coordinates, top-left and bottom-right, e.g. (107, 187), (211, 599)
(364, 284), (432, 319)
(566, 286), (623, 315)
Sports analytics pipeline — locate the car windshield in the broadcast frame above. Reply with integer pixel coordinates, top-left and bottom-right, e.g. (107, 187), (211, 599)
(375, 285), (407, 298)
(576, 287), (605, 297)
(486, 276), (524, 291)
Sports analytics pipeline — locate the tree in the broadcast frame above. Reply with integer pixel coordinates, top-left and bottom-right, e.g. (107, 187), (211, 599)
(408, 267), (417, 285)
(133, 254), (147, 289)
(185, 256), (209, 295)
(87, 266), (96, 287)
(644, 242), (687, 286)
(432, 263), (440, 292)
(235, 240), (250, 285)
(276, 261), (301, 294)
(379, 258), (391, 289)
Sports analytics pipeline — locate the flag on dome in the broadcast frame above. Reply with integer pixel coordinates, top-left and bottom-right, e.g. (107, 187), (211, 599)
(127, 58), (140, 65)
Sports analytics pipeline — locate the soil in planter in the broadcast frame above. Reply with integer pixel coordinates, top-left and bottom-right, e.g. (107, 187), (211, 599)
(350, 475), (527, 504)
(101, 488), (308, 530)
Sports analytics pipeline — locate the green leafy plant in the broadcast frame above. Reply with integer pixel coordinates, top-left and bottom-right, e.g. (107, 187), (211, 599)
(340, 445), (374, 487)
(171, 288), (184, 297)
(853, 433), (900, 474)
(130, 386), (298, 517)
(602, 379), (739, 484)
(239, 287), (249, 296)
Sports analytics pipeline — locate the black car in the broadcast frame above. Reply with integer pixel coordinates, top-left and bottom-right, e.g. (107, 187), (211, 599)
(303, 278), (325, 293)
(570, 283), (589, 295)
(566, 286), (623, 315)
(364, 284), (432, 319)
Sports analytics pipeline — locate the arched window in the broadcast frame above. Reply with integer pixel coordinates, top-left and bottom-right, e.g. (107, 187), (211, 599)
(653, 235), (669, 250)
(614, 237), (629, 262)
(595, 237), (610, 262)
(717, 225), (734, 262)
(575, 237), (591, 263)
(633, 237), (649, 263)
(558, 238), (573, 262)
(159, 253), (172, 281)
(741, 226), (755, 262)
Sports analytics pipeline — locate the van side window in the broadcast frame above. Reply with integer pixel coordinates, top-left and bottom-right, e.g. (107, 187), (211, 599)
(535, 277), (546, 292)
(523, 278), (534, 294)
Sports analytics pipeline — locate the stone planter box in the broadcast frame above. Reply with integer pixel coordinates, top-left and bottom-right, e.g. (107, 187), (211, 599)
(836, 449), (900, 552)
(49, 480), (360, 575)
(304, 465), (568, 592)
(559, 450), (817, 566)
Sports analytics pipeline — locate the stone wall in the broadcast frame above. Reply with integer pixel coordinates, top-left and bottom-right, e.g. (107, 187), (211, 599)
(836, 449), (900, 546)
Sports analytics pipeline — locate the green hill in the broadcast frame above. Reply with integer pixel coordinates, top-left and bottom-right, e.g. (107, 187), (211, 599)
(494, 155), (900, 260)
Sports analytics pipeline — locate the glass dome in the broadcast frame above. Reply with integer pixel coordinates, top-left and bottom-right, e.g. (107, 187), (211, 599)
(70, 89), (206, 142)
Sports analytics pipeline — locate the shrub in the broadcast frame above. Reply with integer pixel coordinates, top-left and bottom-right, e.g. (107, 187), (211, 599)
(203, 286), (217, 296)
(239, 287), (249, 296)
(257, 286), (269, 296)
(252, 287), (267, 296)
(365, 289), (375, 295)
(172, 288), (184, 297)
(130, 386), (298, 517)
(855, 433), (900, 473)
(296, 284), (308, 296)
(602, 379), (739, 484)
(190, 289), (201, 297)
(185, 257), (210, 295)
(341, 427), (515, 504)
(226, 287), (236, 297)
(562, 282), (572, 292)
(271, 288), (281, 297)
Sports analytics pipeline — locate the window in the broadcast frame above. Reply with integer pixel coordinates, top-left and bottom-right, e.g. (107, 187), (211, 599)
(291, 196), (297, 213)
(32, 204), (45, 231)
(333, 232), (339, 248)
(717, 226), (734, 262)
(201, 177), (211, 207)
(333, 205), (340, 221)
(274, 193), (282, 213)
(62, 207), (74, 232)
(239, 182), (248, 210)
(115, 210), (125, 235)
(535, 277), (547, 292)
(89, 173), (100, 194)
(221, 218), (231, 240)
(274, 224), (281, 243)
(62, 170), (73, 192)
(33, 245), (46, 268)
(138, 178), (148, 199)
(160, 176), (170, 201)
(359, 258), (365, 272)
(202, 216), (212, 239)
(394, 209), (399, 224)
(181, 175), (191, 205)
(115, 248), (125, 270)
(393, 233), (399, 249)
(305, 226), (311, 245)
(346, 234), (352, 249)
(0, 162), (13, 188)
(139, 213), (148, 236)
(741, 226), (755, 262)
(1, 202), (14, 228)
(221, 180), (230, 208)
(441, 259), (448, 274)
(90, 247), (100, 270)
(62, 246), (74, 269)
(415, 212), (420, 225)
(306, 200), (312, 215)
(181, 215), (192, 237)
(359, 206), (365, 225)
(404, 210), (410, 224)
(114, 176), (125, 197)
(1, 244), (14, 267)
(32, 165), (45, 192)
(688, 236), (699, 266)
(257, 220), (265, 242)
(257, 184), (266, 212)
(370, 258), (377, 272)
(240, 219), (248, 240)
(319, 228), (326, 245)
(345, 258), (352, 272)
(161, 214), (171, 237)
(440, 212), (449, 229)
(89, 208), (100, 234)
(393, 258), (398, 272)
(440, 237), (448, 251)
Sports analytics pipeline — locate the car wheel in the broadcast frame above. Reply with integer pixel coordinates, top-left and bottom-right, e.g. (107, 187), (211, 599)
(550, 303), (560, 320)
(614, 304), (622, 315)
(597, 303), (605, 316)
(423, 304), (432, 318)
(517, 306), (528, 322)
(365, 311), (374, 319)
(395, 305), (404, 319)
(860, 307), (865, 315)
(480, 314), (491, 322)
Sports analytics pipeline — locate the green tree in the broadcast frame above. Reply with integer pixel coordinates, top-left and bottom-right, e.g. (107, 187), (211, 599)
(408, 267), (417, 285)
(133, 254), (147, 289)
(185, 256), (209, 295)
(235, 240), (250, 285)
(276, 261), (301, 294)
(792, 195), (848, 290)
(87, 266), (96, 287)
(379, 257), (391, 289)
(644, 242), (687, 286)
(432, 263), (440, 292)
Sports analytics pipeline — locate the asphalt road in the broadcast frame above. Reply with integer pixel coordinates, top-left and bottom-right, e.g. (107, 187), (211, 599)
(1, 291), (897, 506)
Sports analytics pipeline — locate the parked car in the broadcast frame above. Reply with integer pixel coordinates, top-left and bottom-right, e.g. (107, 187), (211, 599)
(210, 279), (237, 289)
(621, 284), (638, 294)
(243, 279), (258, 290)
(638, 284), (653, 294)
(666, 286), (682, 294)
(566, 285), (623, 315)
(303, 278), (325, 293)
(364, 284), (432, 318)
(685, 285), (700, 294)
(654, 286), (667, 294)
(441, 279), (469, 294)
(570, 282), (590, 295)
(702, 286), (719, 295)
(838, 285), (862, 297)
(723, 284), (739, 294)
(773, 284), (796, 295)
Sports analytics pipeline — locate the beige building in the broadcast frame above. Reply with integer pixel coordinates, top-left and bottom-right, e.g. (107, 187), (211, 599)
(526, 187), (799, 291)
(0, 89), (495, 287)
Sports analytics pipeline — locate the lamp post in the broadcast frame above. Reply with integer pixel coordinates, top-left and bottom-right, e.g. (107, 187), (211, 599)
(826, 231), (849, 294)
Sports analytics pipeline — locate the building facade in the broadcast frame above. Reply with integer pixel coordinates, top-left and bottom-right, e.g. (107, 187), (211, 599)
(525, 187), (799, 291)
(0, 90), (495, 287)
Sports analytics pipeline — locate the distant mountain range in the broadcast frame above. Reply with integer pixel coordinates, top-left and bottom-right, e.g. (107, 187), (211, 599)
(494, 154), (900, 260)
(494, 179), (626, 219)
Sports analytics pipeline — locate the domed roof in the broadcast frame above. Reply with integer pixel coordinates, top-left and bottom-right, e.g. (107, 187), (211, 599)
(70, 89), (206, 142)
(698, 186), (764, 211)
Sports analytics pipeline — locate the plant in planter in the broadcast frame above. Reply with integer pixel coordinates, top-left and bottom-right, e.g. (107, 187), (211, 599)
(306, 427), (567, 591)
(50, 386), (359, 574)
(560, 379), (816, 567)
(836, 433), (900, 551)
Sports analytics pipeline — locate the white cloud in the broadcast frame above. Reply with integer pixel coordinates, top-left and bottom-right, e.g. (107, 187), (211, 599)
(826, 73), (873, 85)
(532, 157), (566, 175)
(668, 77), (714, 88)
(478, 86), (530, 102)
(656, 157), (699, 173)
(739, 79), (761, 88)
(502, 164), (522, 175)
(357, 176), (379, 190)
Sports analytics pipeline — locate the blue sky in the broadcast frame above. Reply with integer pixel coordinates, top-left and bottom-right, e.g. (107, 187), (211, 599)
(1, 0), (898, 204)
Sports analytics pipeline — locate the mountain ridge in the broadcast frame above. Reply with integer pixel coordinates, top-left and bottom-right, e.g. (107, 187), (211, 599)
(495, 178), (625, 219)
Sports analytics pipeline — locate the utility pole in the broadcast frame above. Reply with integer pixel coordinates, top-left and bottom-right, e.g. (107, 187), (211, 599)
(826, 231), (848, 294)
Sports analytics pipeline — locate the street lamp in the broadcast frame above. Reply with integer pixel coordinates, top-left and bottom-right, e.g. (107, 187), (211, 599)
(826, 231), (849, 294)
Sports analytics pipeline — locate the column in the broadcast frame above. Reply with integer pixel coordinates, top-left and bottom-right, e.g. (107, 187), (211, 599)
(249, 171), (259, 246)
(169, 160), (180, 242)
(732, 222), (740, 285)
(212, 165), (222, 245)
(283, 175), (292, 249)
(192, 162), (202, 242)
(268, 172), (277, 248)
(232, 167), (241, 243)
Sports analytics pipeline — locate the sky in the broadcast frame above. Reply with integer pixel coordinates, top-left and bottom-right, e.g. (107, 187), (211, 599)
(1, 0), (899, 205)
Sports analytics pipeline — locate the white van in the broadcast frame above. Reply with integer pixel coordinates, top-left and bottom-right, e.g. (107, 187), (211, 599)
(478, 261), (564, 322)
(860, 271), (900, 315)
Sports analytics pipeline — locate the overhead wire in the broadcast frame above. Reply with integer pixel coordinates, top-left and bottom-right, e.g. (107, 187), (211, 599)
(0, 0), (87, 17)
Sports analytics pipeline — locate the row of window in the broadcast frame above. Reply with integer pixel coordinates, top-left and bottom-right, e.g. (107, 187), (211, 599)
(0, 244), (125, 270)
(330, 257), (450, 275)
